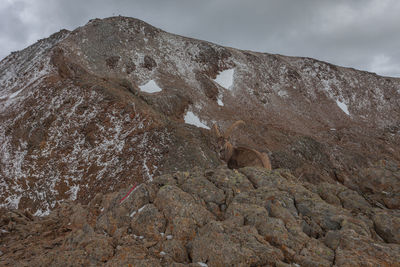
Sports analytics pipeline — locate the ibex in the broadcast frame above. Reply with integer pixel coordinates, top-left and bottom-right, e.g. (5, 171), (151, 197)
(212, 120), (272, 170)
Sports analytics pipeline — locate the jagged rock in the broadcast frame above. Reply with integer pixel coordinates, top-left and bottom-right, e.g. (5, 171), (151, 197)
(292, 187), (343, 232)
(334, 229), (400, 266)
(107, 258), (162, 267)
(162, 239), (189, 263)
(69, 204), (89, 229)
(190, 220), (284, 266)
(119, 183), (153, 211)
(154, 185), (215, 226)
(355, 163), (400, 209)
(294, 238), (334, 267)
(238, 167), (292, 189)
(206, 167), (254, 199)
(130, 204), (166, 239)
(84, 237), (115, 262)
(181, 174), (225, 205)
(2, 166), (399, 266)
(166, 216), (197, 243)
(373, 210), (400, 244)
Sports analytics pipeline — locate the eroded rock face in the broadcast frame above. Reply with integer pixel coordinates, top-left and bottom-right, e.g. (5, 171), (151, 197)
(1, 166), (399, 266)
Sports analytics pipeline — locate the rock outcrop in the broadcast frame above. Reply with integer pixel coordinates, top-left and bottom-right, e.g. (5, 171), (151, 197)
(1, 166), (399, 266)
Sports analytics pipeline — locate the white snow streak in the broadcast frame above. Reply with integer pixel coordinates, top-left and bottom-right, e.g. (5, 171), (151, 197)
(66, 185), (80, 201)
(34, 208), (51, 217)
(137, 205), (146, 213)
(130, 211), (137, 217)
(336, 99), (350, 115)
(217, 95), (224, 106)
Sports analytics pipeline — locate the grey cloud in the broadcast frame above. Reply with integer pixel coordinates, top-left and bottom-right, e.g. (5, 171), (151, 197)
(0, 0), (399, 77)
(0, 1), (27, 43)
(0, 1), (31, 58)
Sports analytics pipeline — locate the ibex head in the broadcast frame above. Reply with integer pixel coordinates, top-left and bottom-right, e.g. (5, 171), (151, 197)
(211, 120), (245, 161)
(211, 120), (272, 170)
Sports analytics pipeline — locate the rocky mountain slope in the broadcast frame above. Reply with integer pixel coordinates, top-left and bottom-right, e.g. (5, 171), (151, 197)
(0, 16), (399, 265)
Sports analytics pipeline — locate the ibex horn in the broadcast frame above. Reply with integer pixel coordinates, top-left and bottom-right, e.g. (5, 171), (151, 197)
(211, 123), (222, 138)
(223, 120), (245, 139)
(253, 150), (272, 170)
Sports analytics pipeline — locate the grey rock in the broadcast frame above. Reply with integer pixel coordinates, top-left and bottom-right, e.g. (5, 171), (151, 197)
(130, 204), (166, 240)
(154, 185), (215, 226)
(373, 210), (400, 244)
(181, 175), (225, 205)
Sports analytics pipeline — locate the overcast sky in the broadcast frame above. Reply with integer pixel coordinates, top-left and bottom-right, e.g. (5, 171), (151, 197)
(1, 0), (399, 77)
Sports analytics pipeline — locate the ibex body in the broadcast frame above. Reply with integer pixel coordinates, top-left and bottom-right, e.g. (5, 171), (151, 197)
(212, 121), (272, 170)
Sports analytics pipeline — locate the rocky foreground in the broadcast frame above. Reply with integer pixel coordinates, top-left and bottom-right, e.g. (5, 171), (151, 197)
(1, 165), (399, 266)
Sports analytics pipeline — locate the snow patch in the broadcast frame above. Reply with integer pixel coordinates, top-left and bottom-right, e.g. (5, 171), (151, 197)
(0, 87), (25, 100)
(214, 68), (234, 90)
(184, 111), (210, 129)
(139, 80), (162, 93)
(336, 99), (350, 115)
(197, 263), (208, 267)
